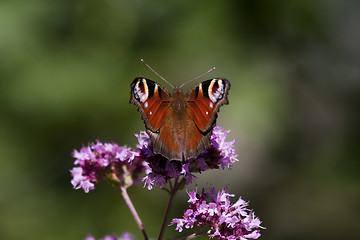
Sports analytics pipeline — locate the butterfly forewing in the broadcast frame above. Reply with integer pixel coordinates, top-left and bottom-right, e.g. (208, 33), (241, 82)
(130, 78), (171, 132)
(186, 79), (230, 133)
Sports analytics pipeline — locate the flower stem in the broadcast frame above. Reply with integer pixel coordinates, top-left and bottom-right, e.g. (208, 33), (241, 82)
(120, 186), (149, 240)
(184, 233), (197, 240)
(185, 231), (208, 239)
(158, 177), (179, 240)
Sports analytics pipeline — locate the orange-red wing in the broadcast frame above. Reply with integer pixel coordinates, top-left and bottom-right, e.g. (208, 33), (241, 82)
(186, 79), (230, 133)
(130, 78), (171, 132)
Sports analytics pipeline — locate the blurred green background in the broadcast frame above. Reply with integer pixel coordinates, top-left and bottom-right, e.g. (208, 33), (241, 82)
(1, 0), (359, 239)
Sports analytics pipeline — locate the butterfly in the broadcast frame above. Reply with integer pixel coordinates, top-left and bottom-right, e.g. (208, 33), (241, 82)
(130, 78), (230, 161)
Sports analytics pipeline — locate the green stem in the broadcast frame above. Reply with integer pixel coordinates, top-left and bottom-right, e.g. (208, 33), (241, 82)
(158, 177), (180, 240)
(120, 186), (149, 240)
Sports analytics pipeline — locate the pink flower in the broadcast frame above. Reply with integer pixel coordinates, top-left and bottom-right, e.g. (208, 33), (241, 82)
(172, 188), (265, 240)
(70, 141), (145, 193)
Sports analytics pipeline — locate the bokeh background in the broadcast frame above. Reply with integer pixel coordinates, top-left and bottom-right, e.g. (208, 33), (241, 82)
(1, 0), (359, 239)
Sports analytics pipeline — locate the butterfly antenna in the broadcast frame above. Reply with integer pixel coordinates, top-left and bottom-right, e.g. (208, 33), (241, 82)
(141, 59), (174, 89)
(179, 67), (216, 88)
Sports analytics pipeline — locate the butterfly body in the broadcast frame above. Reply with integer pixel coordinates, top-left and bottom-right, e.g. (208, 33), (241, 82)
(130, 78), (230, 160)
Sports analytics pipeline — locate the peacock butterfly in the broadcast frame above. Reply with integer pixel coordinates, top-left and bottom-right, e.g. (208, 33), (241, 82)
(130, 77), (230, 161)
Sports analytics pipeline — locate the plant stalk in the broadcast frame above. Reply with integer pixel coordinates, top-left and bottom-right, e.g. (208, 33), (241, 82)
(120, 186), (149, 240)
(158, 177), (179, 240)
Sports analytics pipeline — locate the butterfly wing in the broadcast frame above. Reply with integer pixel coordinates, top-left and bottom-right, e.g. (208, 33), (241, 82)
(130, 78), (171, 133)
(186, 78), (231, 133)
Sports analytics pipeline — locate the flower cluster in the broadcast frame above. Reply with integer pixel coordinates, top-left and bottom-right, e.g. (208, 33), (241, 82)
(70, 141), (146, 193)
(85, 232), (135, 240)
(171, 188), (264, 240)
(70, 126), (238, 192)
(139, 126), (238, 190)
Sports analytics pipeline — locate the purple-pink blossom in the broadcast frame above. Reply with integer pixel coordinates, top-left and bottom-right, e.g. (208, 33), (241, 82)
(70, 141), (146, 193)
(171, 188), (264, 240)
